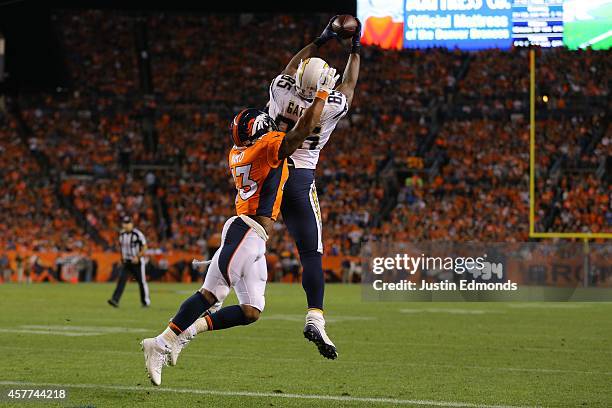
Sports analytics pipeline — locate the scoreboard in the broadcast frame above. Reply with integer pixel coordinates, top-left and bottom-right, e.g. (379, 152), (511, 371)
(512, 0), (564, 48)
(358, 0), (612, 50)
(401, 0), (513, 51)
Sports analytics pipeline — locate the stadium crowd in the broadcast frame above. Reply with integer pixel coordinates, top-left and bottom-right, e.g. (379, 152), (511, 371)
(393, 119), (531, 242)
(0, 113), (92, 252)
(1, 11), (609, 279)
(456, 47), (610, 116)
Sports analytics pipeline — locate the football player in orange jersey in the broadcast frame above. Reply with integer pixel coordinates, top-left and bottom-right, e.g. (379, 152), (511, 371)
(140, 66), (339, 386)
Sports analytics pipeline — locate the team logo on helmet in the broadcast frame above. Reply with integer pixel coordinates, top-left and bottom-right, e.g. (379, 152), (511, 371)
(230, 108), (278, 147)
(249, 113), (273, 136)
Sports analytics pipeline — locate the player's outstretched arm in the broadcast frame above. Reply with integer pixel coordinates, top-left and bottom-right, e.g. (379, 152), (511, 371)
(336, 18), (362, 108)
(281, 16), (339, 76)
(278, 67), (339, 160)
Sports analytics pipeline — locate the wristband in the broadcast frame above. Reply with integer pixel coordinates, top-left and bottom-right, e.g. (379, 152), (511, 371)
(351, 43), (361, 55)
(315, 90), (329, 100)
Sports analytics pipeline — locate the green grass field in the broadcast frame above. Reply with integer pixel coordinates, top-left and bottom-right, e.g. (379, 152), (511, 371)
(0, 283), (611, 407)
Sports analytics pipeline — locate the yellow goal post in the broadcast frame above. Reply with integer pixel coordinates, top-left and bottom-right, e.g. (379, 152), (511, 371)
(528, 49), (612, 241)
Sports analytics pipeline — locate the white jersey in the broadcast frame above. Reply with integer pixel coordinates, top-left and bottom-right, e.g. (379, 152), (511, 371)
(268, 74), (349, 169)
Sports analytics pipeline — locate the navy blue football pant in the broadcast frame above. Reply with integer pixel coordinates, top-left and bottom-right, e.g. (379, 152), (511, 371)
(281, 167), (325, 310)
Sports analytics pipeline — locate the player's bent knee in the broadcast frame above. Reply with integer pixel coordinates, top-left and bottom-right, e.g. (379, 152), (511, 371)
(240, 304), (261, 324)
(199, 288), (218, 305)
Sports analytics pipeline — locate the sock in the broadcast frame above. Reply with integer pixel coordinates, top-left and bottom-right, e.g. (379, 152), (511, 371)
(207, 305), (249, 331)
(194, 317), (210, 334)
(176, 312), (214, 344)
(156, 327), (178, 348)
(300, 250), (325, 310)
(170, 292), (213, 333)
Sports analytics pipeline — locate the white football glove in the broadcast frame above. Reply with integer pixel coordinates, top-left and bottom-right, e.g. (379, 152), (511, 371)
(317, 66), (339, 94)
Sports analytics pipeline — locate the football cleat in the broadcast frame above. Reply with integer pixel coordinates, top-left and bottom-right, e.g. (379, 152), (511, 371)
(169, 332), (193, 367)
(303, 314), (338, 360)
(107, 299), (119, 308)
(168, 304), (220, 366)
(141, 338), (170, 386)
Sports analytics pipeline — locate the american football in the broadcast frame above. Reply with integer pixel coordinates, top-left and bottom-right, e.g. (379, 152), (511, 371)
(331, 14), (359, 39)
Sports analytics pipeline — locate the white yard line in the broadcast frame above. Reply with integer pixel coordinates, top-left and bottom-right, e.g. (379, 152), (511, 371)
(0, 329), (100, 337)
(0, 380), (533, 408)
(21, 325), (149, 333)
(0, 325), (149, 337)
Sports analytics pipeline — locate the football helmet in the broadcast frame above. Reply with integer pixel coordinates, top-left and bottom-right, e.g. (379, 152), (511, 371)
(230, 108), (278, 147)
(295, 57), (330, 99)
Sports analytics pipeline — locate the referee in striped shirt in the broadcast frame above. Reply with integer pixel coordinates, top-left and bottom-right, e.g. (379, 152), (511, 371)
(108, 215), (151, 307)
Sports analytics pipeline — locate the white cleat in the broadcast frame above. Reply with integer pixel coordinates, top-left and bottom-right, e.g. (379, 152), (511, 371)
(167, 303), (221, 366)
(169, 333), (193, 367)
(141, 338), (170, 386)
(303, 313), (338, 360)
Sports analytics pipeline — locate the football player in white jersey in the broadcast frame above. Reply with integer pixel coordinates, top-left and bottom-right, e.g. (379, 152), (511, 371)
(166, 17), (361, 363)
(267, 16), (361, 359)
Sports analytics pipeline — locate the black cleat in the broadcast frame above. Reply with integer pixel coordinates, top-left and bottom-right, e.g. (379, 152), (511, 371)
(107, 299), (119, 308)
(304, 323), (338, 360)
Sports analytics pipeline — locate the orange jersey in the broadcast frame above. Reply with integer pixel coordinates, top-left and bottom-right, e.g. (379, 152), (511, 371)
(229, 131), (288, 220)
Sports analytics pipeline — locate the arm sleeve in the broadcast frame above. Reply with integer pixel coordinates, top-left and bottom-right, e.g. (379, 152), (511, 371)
(265, 132), (286, 168)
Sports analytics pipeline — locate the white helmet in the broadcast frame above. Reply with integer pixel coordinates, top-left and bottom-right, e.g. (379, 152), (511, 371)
(295, 57), (331, 99)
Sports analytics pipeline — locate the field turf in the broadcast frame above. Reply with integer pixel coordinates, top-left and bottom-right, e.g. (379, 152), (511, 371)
(0, 283), (611, 407)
